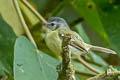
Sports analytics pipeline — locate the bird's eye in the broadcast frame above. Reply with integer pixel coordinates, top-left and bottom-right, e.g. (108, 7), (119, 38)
(51, 23), (55, 26)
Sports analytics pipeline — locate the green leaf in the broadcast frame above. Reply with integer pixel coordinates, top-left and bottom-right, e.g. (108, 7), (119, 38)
(29, 0), (49, 13)
(14, 36), (59, 80)
(72, 0), (109, 44)
(56, 4), (80, 24)
(0, 15), (16, 74)
(75, 24), (90, 43)
(0, 61), (4, 75)
(73, 61), (93, 73)
(29, 0), (61, 16)
(90, 52), (108, 66)
(0, 0), (24, 35)
(93, 0), (120, 55)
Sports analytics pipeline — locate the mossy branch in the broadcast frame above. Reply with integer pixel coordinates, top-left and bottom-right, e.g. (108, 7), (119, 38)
(57, 34), (76, 80)
(87, 66), (120, 80)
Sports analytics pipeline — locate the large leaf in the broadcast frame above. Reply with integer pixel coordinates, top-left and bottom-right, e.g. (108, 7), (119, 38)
(0, 0), (24, 35)
(93, 0), (120, 55)
(72, 0), (109, 44)
(0, 15), (16, 74)
(14, 36), (59, 80)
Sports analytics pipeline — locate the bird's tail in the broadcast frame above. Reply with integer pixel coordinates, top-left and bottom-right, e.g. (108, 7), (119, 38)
(86, 44), (117, 54)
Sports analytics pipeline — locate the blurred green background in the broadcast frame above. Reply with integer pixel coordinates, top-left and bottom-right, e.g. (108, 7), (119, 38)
(0, 0), (120, 80)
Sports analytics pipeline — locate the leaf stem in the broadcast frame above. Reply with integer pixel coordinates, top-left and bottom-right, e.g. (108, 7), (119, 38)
(13, 0), (37, 47)
(21, 0), (47, 22)
(78, 57), (101, 74)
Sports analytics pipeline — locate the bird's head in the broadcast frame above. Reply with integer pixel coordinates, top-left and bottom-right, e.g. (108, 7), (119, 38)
(42, 17), (69, 31)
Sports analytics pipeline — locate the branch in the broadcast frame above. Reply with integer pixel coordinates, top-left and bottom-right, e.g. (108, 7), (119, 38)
(13, 0), (37, 47)
(57, 34), (76, 80)
(77, 57), (101, 74)
(87, 66), (120, 80)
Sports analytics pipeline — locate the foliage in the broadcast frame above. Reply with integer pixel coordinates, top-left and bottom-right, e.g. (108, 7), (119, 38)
(14, 36), (59, 80)
(0, 0), (120, 80)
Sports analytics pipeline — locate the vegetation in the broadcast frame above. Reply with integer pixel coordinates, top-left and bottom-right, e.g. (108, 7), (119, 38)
(0, 0), (120, 80)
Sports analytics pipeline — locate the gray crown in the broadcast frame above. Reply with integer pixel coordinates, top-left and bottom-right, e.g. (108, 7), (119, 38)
(48, 17), (67, 24)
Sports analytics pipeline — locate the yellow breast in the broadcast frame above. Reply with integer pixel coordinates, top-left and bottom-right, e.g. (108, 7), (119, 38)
(45, 31), (62, 55)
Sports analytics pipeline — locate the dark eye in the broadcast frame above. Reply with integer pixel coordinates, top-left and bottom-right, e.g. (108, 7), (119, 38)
(51, 23), (55, 26)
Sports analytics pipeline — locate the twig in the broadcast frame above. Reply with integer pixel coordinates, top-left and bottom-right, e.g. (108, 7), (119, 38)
(21, 0), (47, 22)
(13, 0), (37, 47)
(87, 66), (120, 80)
(57, 34), (76, 80)
(78, 57), (101, 74)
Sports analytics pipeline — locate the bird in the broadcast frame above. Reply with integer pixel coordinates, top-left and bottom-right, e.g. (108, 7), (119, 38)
(43, 17), (116, 57)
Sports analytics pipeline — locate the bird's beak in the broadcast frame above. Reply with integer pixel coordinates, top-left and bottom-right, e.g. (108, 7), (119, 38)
(42, 22), (50, 27)
(42, 22), (52, 31)
(41, 22), (48, 30)
(42, 22), (47, 26)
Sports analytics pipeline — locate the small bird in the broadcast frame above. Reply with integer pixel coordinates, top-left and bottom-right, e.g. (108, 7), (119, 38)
(43, 17), (116, 56)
